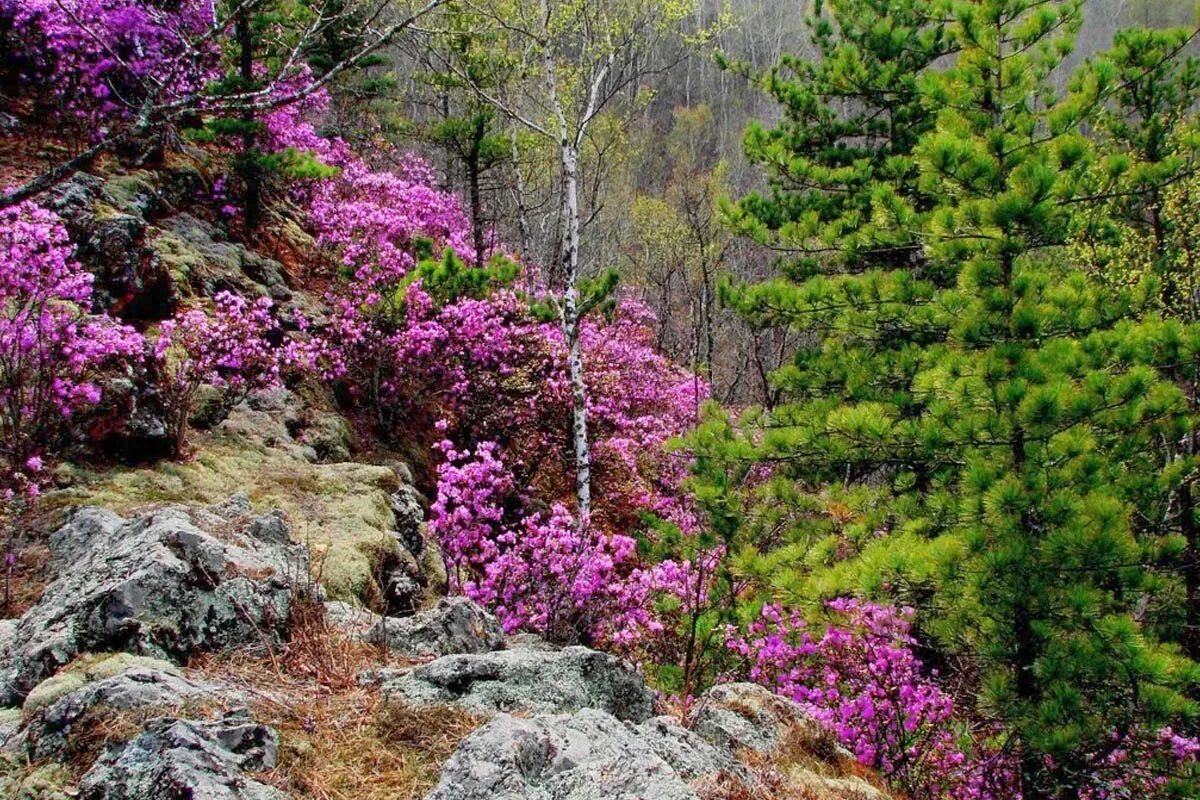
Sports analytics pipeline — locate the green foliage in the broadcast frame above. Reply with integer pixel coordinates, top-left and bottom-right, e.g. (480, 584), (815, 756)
(714, 1), (1200, 796)
(530, 268), (621, 324)
(407, 248), (521, 305)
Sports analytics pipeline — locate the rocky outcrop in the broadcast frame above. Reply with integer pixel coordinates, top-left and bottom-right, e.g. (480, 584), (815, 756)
(637, 714), (740, 781)
(427, 708), (698, 800)
(379, 644), (655, 722)
(150, 213), (292, 303)
(78, 712), (285, 800)
(23, 657), (236, 760)
(369, 597), (505, 659)
(0, 497), (307, 703)
(48, 169), (302, 320)
(691, 682), (845, 759)
(424, 679), (883, 800)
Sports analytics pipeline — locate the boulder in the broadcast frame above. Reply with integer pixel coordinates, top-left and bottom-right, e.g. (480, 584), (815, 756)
(298, 412), (353, 462)
(216, 388), (314, 462)
(426, 708), (697, 800)
(48, 173), (174, 321)
(76, 212), (162, 316)
(636, 715), (740, 781)
(23, 657), (237, 760)
(149, 213), (291, 302)
(323, 601), (383, 640)
(368, 597), (504, 659)
(382, 481), (445, 615)
(78, 712), (285, 800)
(380, 645), (654, 722)
(691, 682), (842, 760)
(0, 498), (308, 703)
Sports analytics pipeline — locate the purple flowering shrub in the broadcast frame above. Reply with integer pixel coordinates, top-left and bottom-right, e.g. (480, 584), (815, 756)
(727, 600), (1016, 799)
(725, 600), (1200, 800)
(154, 291), (291, 456)
(0, 201), (142, 500)
(1, 8), (1196, 798)
(1, 0), (216, 128)
(263, 91), (715, 644)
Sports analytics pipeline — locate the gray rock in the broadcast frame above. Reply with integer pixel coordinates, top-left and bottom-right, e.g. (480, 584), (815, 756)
(390, 482), (426, 555)
(79, 213), (173, 321)
(636, 715), (739, 781)
(25, 661), (235, 760)
(217, 388), (314, 462)
(48, 173), (104, 229)
(101, 173), (162, 218)
(427, 708), (697, 800)
(381, 645), (654, 722)
(0, 499), (308, 703)
(324, 601), (383, 640)
(78, 712), (285, 800)
(0, 708), (20, 754)
(369, 597), (504, 659)
(691, 682), (842, 761)
(151, 214), (291, 301)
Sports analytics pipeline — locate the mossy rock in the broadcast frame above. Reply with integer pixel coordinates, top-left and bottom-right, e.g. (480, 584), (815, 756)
(100, 172), (161, 217)
(0, 757), (74, 800)
(49, 436), (412, 610)
(299, 413), (354, 462)
(23, 654), (181, 716)
(147, 213), (289, 300)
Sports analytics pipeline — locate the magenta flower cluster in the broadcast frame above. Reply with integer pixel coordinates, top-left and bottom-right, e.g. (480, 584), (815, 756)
(727, 600), (1200, 800)
(727, 600), (1016, 800)
(0, 201), (141, 500)
(154, 291), (291, 454)
(1, 0), (216, 126)
(267, 91), (710, 643)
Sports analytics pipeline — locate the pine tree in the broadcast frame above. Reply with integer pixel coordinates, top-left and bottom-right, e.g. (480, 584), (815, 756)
(719, 1), (1200, 796)
(1068, 26), (1200, 663)
(406, 9), (516, 268)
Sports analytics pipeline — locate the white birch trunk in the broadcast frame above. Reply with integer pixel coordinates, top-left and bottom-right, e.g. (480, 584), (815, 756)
(560, 143), (592, 524)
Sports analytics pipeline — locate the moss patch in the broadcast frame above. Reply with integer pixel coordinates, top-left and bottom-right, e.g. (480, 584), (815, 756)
(23, 654), (181, 716)
(0, 757), (74, 800)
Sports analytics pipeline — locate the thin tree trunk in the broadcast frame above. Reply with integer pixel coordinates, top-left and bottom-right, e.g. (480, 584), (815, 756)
(237, 10), (261, 232)
(509, 127), (533, 274)
(467, 122), (486, 269)
(560, 144), (592, 524)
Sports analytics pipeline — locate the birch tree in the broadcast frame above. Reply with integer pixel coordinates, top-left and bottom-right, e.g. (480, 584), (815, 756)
(428, 0), (708, 523)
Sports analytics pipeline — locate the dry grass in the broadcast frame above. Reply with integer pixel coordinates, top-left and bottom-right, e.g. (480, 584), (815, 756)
(254, 690), (480, 800)
(189, 596), (480, 800)
(1, 541), (51, 618)
(56, 699), (221, 773)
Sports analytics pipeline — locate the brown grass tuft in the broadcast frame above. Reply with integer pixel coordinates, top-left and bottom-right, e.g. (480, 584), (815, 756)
(278, 596), (385, 692)
(374, 702), (482, 761)
(189, 601), (481, 800)
(255, 691), (481, 800)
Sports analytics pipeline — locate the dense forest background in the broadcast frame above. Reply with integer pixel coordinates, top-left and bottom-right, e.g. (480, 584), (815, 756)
(377, 0), (1197, 406)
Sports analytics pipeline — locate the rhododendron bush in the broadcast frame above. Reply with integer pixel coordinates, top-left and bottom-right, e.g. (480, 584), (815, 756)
(0, 0), (216, 126)
(728, 600), (1014, 800)
(6, 4), (1200, 799)
(269, 96), (711, 643)
(154, 291), (292, 456)
(727, 600), (1200, 800)
(0, 201), (141, 500)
